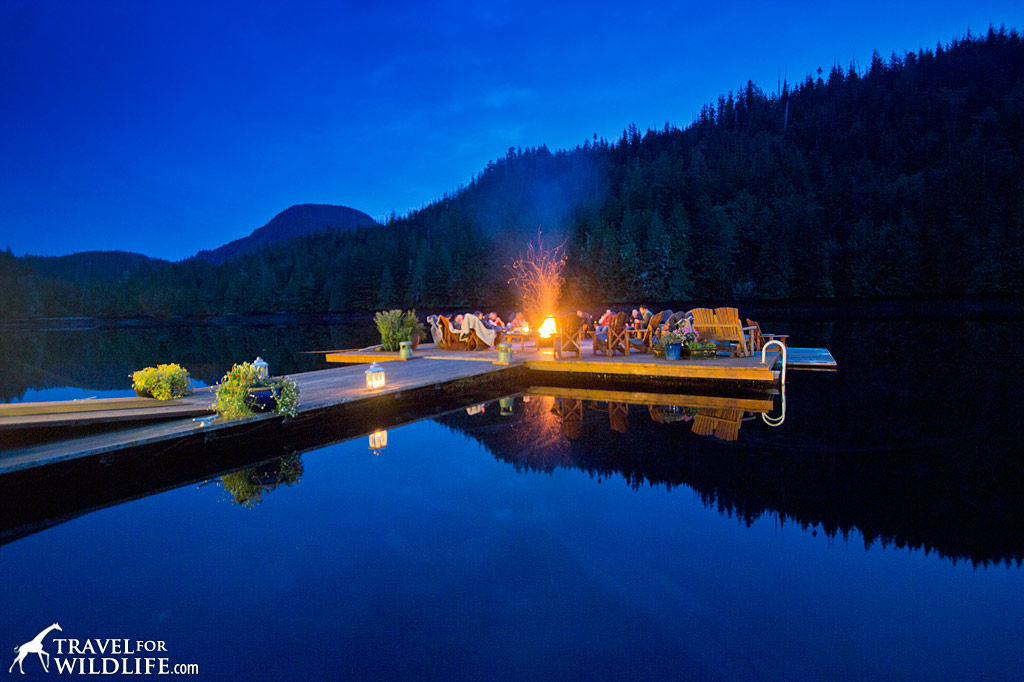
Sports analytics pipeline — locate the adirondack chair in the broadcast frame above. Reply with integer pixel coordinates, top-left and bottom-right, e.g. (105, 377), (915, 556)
(436, 315), (470, 350)
(745, 319), (790, 351)
(690, 307), (755, 356)
(554, 314), (585, 359)
(592, 312), (628, 357)
(714, 308), (756, 357)
(628, 311), (664, 354)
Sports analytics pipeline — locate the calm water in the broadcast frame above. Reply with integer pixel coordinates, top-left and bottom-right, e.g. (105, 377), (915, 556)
(1, 315), (1022, 680)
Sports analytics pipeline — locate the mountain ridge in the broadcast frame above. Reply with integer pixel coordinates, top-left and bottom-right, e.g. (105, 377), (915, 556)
(192, 204), (378, 264)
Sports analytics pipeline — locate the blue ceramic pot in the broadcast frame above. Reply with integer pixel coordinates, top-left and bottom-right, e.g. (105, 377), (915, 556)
(245, 386), (278, 413)
(665, 342), (682, 360)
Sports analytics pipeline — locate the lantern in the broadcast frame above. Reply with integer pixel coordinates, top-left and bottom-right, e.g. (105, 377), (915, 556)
(368, 429), (388, 454)
(499, 396), (514, 417)
(253, 356), (269, 380)
(496, 342), (512, 364)
(365, 362), (386, 390)
(398, 341), (413, 360)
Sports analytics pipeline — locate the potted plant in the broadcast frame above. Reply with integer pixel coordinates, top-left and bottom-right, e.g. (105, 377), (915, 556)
(653, 320), (698, 360)
(131, 363), (193, 399)
(685, 340), (718, 358)
(374, 309), (427, 351)
(212, 361), (300, 420)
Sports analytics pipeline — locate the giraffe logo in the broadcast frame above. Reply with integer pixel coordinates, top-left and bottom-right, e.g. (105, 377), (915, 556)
(8, 623), (61, 674)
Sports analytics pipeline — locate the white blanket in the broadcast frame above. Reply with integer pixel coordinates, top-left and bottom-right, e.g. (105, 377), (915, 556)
(460, 313), (496, 347)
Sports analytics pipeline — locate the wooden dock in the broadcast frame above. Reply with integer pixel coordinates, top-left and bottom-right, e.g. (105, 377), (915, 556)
(1, 340), (834, 476)
(328, 341), (837, 380)
(0, 359), (519, 475)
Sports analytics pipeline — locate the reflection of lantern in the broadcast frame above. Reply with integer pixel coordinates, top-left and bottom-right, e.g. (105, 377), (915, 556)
(253, 357), (269, 380)
(466, 403), (485, 415)
(365, 362), (385, 390)
(368, 429), (388, 454)
(499, 396), (514, 417)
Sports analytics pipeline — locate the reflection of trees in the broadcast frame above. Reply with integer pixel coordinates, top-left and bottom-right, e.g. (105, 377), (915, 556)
(218, 455), (304, 508)
(0, 318), (377, 401)
(437, 395), (1024, 568)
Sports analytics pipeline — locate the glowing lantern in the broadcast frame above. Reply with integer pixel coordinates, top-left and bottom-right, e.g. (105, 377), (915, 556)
(253, 357), (269, 380)
(538, 317), (557, 339)
(365, 362), (385, 390)
(368, 429), (388, 454)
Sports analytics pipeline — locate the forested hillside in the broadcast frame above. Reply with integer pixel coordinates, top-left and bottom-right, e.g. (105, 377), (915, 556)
(2, 28), (1021, 319)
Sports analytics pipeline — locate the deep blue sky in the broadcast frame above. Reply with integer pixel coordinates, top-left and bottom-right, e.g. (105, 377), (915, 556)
(1, 1), (1019, 261)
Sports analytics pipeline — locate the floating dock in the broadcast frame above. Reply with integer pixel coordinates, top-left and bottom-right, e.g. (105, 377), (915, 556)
(0, 342), (835, 546)
(0, 341), (835, 476)
(327, 341), (836, 379)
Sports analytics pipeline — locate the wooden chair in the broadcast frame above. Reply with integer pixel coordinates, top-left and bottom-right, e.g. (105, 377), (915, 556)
(436, 315), (470, 350)
(592, 312), (628, 357)
(628, 311), (664, 354)
(714, 308), (756, 356)
(554, 314), (585, 359)
(690, 307), (755, 357)
(745, 319), (790, 351)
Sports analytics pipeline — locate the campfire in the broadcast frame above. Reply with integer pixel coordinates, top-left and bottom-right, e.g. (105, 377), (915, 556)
(537, 317), (557, 339)
(507, 232), (566, 346)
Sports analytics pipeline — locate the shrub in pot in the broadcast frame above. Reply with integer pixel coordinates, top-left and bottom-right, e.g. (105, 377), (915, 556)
(212, 362), (300, 420)
(131, 363), (192, 400)
(375, 309), (427, 351)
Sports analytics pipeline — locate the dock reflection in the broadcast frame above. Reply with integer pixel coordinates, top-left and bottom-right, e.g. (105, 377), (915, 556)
(3, 381), (1022, 567)
(437, 388), (1024, 568)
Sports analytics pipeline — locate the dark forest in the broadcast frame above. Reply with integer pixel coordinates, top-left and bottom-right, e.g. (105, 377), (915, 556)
(2, 28), (1022, 319)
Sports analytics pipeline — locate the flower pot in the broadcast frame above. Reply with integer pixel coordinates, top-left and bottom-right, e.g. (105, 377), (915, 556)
(665, 342), (682, 361)
(134, 387), (154, 399)
(245, 386), (278, 413)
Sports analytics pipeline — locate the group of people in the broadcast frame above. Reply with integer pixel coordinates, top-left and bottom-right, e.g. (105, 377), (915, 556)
(431, 306), (693, 350)
(451, 310), (527, 332)
(577, 306), (690, 334)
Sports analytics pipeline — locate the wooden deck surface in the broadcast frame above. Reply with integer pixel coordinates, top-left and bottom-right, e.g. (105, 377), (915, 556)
(329, 340), (837, 372)
(1, 337), (834, 473)
(0, 360), (515, 475)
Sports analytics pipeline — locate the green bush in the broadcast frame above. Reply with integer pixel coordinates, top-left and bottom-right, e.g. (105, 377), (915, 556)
(131, 363), (192, 400)
(375, 309), (426, 351)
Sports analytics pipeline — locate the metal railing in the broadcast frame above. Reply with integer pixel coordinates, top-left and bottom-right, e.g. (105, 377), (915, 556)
(760, 340), (787, 426)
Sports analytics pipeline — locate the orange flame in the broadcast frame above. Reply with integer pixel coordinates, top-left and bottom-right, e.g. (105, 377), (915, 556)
(538, 316), (557, 339)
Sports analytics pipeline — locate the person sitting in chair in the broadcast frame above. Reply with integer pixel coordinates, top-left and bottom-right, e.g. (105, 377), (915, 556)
(576, 309), (594, 332)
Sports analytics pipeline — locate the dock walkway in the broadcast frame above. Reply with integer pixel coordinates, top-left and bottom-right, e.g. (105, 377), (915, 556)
(0, 359), (515, 475)
(1, 341), (835, 475)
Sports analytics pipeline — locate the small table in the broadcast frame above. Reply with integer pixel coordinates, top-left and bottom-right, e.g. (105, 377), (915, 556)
(503, 331), (538, 351)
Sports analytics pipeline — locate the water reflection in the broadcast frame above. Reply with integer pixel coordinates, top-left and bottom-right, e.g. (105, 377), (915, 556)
(0, 316), (377, 402)
(438, 390), (1024, 568)
(217, 455), (304, 507)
